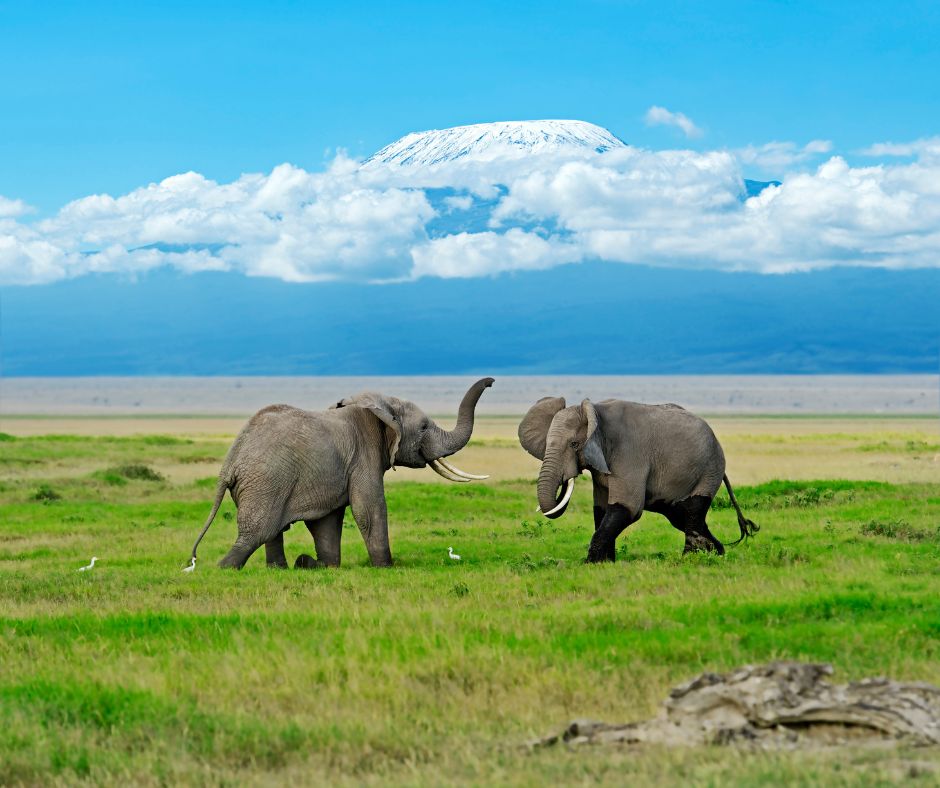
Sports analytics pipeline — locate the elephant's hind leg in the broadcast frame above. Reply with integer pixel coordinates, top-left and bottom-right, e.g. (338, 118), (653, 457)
(302, 507), (345, 568)
(219, 503), (286, 569)
(264, 529), (289, 569)
(667, 496), (724, 555)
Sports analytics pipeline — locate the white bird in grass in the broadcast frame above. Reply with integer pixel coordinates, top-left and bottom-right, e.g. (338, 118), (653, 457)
(78, 557), (98, 572)
(448, 546), (461, 561)
(182, 556), (196, 573)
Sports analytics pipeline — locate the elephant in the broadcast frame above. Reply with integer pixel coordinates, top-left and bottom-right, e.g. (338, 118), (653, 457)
(190, 377), (495, 569)
(518, 397), (758, 562)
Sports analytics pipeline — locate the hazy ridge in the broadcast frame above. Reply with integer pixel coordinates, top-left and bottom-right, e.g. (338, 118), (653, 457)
(2, 375), (937, 416)
(3, 263), (939, 377)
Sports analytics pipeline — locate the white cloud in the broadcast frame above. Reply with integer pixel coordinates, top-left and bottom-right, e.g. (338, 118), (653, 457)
(3, 135), (940, 285)
(859, 136), (940, 160)
(443, 195), (473, 212)
(735, 140), (833, 170)
(644, 106), (703, 138)
(0, 196), (33, 218)
(411, 229), (581, 279)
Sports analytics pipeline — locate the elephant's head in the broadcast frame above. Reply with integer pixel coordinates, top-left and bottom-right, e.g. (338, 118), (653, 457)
(336, 377), (495, 479)
(518, 396), (609, 519)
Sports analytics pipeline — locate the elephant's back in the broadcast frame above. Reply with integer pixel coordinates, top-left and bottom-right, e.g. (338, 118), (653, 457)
(598, 399), (725, 500)
(227, 405), (344, 471)
(648, 404), (725, 499)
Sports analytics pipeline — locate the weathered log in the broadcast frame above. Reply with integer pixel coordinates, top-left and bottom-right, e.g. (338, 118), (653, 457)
(533, 662), (940, 750)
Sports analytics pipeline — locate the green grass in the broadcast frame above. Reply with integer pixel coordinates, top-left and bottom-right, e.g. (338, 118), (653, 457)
(1, 434), (939, 785)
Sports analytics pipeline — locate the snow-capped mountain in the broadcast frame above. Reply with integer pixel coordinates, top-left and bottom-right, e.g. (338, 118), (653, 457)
(364, 119), (626, 167)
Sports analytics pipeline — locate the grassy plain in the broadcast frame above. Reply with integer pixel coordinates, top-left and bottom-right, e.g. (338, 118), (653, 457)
(1, 416), (939, 785)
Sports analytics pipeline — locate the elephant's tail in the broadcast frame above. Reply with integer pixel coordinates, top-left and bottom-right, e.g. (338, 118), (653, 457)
(189, 476), (230, 562)
(722, 474), (759, 546)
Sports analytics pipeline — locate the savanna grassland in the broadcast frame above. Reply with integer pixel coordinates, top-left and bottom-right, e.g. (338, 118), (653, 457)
(1, 416), (939, 786)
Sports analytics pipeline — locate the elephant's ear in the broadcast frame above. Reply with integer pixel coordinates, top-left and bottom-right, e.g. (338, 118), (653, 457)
(336, 393), (402, 467)
(518, 396), (566, 460)
(580, 399), (610, 475)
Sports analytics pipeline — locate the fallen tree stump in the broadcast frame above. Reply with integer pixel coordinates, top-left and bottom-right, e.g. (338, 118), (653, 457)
(534, 662), (940, 751)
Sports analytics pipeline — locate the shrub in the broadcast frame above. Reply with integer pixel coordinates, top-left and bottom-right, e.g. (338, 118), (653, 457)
(112, 464), (165, 482)
(860, 519), (931, 542)
(31, 484), (61, 503)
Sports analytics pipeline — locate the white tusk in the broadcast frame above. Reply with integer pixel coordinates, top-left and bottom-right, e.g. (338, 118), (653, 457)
(429, 459), (470, 483)
(541, 478), (575, 517)
(436, 457), (489, 480)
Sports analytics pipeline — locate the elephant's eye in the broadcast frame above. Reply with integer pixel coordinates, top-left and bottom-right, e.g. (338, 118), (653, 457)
(570, 440), (580, 449)
(421, 419), (429, 430)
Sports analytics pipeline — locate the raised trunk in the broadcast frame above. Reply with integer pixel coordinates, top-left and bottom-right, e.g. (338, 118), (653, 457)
(425, 377), (494, 458)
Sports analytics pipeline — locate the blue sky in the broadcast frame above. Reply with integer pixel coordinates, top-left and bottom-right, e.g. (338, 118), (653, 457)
(2, 1), (939, 374)
(3, 0), (940, 212)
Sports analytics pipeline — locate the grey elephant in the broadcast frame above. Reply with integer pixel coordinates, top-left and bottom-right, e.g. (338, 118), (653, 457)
(190, 378), (495, 569)
(518, 397), (758, 562)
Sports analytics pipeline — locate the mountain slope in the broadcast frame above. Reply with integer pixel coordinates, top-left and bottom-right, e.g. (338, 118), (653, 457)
(3, 264), (937, 375)
(363, 119), (626, 167)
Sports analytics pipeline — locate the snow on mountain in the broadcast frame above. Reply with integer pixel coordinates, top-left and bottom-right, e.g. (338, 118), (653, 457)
(363, 119), (626, 167)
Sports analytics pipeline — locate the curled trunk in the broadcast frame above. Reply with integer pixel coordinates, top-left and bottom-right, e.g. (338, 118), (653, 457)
(424, 377), (494, 458)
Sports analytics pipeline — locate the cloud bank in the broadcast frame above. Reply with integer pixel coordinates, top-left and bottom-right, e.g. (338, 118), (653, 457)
(3, 136), (940, 285)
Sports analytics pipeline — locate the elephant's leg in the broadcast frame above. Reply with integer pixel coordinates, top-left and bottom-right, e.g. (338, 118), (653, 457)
(264, 529), (289, 568)
(349, 481), (393, 567)
(652, 502), (698, 554)
(586, 503), (639, 563)
(303, 507), (345, 568)
(674, 496), (724, 555)
(592, 480), (615, 561)
(219, 503), (284, 569)
(219, 534), (264, 569)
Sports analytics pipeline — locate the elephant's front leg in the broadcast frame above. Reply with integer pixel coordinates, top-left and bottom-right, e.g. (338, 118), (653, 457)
(586, 503), (639, 563)
(349, 481), (393, 567)
(591, 476), (615, 562)
(264, 529), (289, 568)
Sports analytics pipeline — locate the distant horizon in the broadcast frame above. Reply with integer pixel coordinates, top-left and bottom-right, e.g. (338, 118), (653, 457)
(3, 374), (937, 417)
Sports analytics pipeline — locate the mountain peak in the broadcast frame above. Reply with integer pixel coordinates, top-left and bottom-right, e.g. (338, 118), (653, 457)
(364, 119), (626, 167)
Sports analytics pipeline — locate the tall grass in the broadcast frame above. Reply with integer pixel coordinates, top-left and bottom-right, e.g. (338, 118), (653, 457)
(1, 433), (938, 784)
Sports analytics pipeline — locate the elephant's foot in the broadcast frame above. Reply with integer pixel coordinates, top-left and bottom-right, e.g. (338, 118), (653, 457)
(586, 533), (616, 563)
(294, 553), (324, 569)
(266, 559), (288, 569)
(683, 530), (725, 555)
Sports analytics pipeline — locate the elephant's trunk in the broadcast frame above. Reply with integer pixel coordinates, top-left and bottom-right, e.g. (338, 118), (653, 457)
(537, 457), (572, 519)
(425, 377), (494, 458)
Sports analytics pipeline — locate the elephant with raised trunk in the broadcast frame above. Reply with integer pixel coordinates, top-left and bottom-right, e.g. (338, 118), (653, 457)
(518, 397), (758, 562)
(191, 378), (495, 569)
